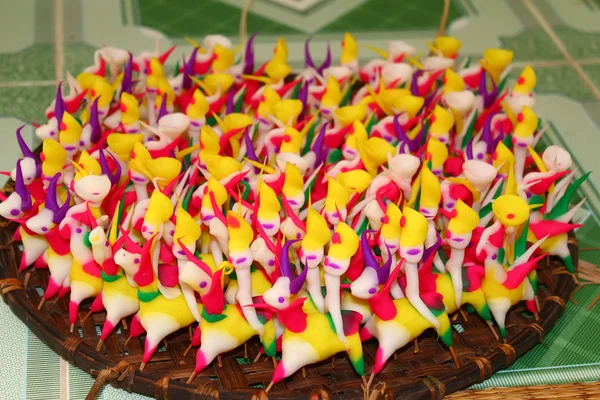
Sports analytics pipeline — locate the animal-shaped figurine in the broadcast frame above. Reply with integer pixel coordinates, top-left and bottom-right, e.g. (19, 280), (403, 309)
(353, 255), (455, 377)
(477, 195), (548, 338)
(115, 236), (196, 369)
(260, 242), (364, 392)
(177, 243), (276, 383)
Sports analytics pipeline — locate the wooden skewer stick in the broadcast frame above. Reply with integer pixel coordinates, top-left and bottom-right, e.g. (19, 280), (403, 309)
(186, 371), (197, 384)
(37, 297), (46, 311)
(265, 381), (274, 393)
(486, 320), (500, 341)
(449, 346), (461, 368)
(23, 270), (31, 289)
(80, 310), (93, 323)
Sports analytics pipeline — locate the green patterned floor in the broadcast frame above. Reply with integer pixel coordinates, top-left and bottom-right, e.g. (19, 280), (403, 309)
(0, 0), (599, 399)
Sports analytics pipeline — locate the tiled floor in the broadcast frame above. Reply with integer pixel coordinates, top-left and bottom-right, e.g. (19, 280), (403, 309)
(0, 1), (600, 399)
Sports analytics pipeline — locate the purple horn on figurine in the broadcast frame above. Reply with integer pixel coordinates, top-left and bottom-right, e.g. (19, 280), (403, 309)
(182, 46), (198, 91)
(279, 239), (299, 280)
(422, 233), (442, 261)
(305, 38), (316, 70)
(53, 189), (70, 224)
(318, 43), (332, 75)
(279, 239), (307, 294)
(481, 112), (497, 155)
(410, 70), (423, 97)
(394, 114), (409, 148)
(121, 52), (134, 95)
(361, 230), (392, 285)
(54, 82), (66, 124)
(493, 125), (505, 151)
(244, 126), (258, 163)
(479, 70), (498, 109)
(312, 123), (328, 168)
(15, 161), (32, 212)
(292, 259), (309, 295)
(243, 33), (257, 75)
(45, 173), (70, 224)
(89, 97), (102, 144)
(225, 87), (235, 114)
(465, 138), (475, 160)
(99, 148), (121, 186)
(45, 174), (60, 213)
(423, 85), (438, 110)
(157, 94), (168, 121)
(298, 82), (308, 120)
(16, 126), (36, 160)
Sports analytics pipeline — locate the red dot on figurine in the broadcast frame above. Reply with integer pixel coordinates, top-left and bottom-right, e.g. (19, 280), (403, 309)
(507, 213), (515, 219)
(332, 232), (341, 244)
(60, 122), (67, 131)
(120, 103), (127, 113)
(430, 115), (436, 123)
(446, 230), (452, 239)
(517, 113), (524, 122)
(227, 215), (240, 228)
(400, 216), (406, 227)
(518, 77), (525, 85)
(382, 216), (390, 224)
(283, 135), (291, 143)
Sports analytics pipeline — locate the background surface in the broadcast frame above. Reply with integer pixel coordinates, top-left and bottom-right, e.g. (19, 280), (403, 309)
(0, 0), (600, 398)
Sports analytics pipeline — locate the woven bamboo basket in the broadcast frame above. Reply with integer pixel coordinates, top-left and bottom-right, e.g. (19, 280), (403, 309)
(0, 172), (579, 399)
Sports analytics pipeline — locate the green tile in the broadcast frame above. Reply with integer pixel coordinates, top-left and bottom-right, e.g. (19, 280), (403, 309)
(63, 43), (97, 76)
(0, 86), (55, 123)
(580, 64), (600, 96)
(500, 28), (564, 61)
(555, 27), (600, 60)
(534, 66), (595, 101)
(319, 0), (465, 33)
(0, 44), (55, 82)
(138, 0), (300, 37)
